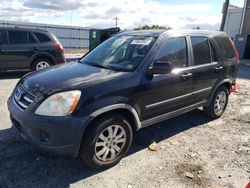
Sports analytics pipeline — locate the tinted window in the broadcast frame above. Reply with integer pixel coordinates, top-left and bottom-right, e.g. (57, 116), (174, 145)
(214, 36), (235, 59)
(191, 37), (211, 65)
(0, 31), (7, 45)
(34, 33), (51, 42)
(29, 33), (37, 43)
(8, 31), (28, 44)
(0, 31), (2, 45)
(154, 37), (188, 68)
(210, 43), (217, 62)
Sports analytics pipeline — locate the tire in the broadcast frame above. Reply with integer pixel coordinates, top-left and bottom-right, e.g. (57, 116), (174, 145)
(80, 113), (133, 170)
(203, 86), (229, 118)
(32, 58), (52, 71)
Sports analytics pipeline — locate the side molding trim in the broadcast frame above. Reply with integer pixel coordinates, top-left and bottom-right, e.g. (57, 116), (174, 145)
(90, 104), (142, 130)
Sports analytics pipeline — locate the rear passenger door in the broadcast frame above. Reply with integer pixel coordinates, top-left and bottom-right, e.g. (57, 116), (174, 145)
(0, 30), (9, 70)
(4, 30), (35, 69)
(190, 36), (223, 103)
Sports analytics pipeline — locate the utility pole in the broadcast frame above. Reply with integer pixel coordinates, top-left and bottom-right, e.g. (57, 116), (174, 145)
(220, 0), (230, 31)
(114, 17), (118, 28)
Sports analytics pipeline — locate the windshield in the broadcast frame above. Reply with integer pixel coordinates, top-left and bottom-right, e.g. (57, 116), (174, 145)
(80, 35), (156, 72)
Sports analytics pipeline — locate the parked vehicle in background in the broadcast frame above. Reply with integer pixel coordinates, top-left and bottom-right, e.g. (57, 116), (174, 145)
(89, 27), (120, 50)
(8, 30), (239, 170)
(0, 27), (65, 71)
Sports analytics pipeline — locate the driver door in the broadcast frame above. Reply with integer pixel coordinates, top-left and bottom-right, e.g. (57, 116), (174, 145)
(141, 37), (193, 123)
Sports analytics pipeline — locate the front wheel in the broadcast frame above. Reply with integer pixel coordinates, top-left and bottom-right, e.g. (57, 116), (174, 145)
(203, 86), (229, 118)
(80, 113), (133, 170)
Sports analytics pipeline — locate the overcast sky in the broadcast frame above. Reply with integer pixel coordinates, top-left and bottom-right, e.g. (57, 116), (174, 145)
(0, 0), (244, 30)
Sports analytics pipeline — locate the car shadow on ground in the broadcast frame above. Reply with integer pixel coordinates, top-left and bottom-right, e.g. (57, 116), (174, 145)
(0, 109), (213, 188)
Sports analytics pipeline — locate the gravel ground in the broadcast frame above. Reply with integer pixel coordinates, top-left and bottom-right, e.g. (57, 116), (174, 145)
(0, 65), (249, 188)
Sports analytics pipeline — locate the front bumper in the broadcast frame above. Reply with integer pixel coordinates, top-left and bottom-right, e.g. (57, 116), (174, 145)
(7, 97), (88, 157)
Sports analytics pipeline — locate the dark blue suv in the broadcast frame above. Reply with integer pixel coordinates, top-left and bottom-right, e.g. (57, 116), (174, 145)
(8, 30), (239, 169)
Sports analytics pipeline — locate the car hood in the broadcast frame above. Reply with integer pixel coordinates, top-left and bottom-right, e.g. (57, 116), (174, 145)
(22, 62), (127, 96)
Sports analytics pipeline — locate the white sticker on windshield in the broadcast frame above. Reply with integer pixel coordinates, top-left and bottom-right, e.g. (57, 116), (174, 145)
(131, 40), (152, 45)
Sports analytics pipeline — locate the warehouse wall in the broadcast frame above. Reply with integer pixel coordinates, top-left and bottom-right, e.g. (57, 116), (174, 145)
(0, 20), (89, 49)
(224, 7), (243, 38)
(242, 0), (250, 33)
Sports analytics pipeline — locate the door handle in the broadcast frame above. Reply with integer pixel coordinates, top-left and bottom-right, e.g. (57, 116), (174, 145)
(181, 73), (192, 80)
(215, 66), (223, 72)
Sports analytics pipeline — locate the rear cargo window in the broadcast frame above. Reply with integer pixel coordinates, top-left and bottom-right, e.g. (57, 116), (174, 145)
(34, 33), (51, 42)
(214, 36), (235, 59)
(8, 31), (28, 44)
(191, 37), (211, 65)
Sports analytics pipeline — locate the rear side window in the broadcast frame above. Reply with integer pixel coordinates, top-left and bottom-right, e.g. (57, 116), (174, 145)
(0, 31), (7, 45)
(34, 33), (51, 42)
(210, 43), (217, 62)
(191, 37), (211, 65)
(154, 37), (188, 68)
(214, 36), (235, 59)
(8, 31), (28, 44)
(0, 31), (2, 45)
(28, 33), (37, 43)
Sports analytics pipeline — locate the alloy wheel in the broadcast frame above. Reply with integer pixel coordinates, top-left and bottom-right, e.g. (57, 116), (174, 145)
(214, 90), (227, 116)
(95, 125), (127, 162)
(36, 61), (50, 70)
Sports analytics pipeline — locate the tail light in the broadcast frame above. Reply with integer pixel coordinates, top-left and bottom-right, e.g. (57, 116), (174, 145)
(55, 43), (64, 51)
(228, 37), (239, 63)
(230, 80), (237, 93)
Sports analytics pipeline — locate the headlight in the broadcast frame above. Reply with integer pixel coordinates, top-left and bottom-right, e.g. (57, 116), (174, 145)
(35, 90), (81, 116)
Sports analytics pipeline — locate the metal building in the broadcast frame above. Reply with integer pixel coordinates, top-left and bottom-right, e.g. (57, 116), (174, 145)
(223, 5), (243, 38)
(223, 0), (250, 59)
(0, 20), (89, 49)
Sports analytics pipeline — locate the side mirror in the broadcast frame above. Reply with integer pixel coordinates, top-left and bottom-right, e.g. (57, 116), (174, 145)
(149, 61), (172, 74)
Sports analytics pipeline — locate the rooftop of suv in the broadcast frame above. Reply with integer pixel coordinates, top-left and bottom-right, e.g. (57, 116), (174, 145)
(0, 26), (49, 33)
(119, 29), (227, 37)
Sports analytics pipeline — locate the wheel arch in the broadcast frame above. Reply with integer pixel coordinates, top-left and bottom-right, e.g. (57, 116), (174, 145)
(76, 104), (141, 157)
(88, 104), (141, 131)
(208, 79), (232, 105)
(31, 53), (55, 69)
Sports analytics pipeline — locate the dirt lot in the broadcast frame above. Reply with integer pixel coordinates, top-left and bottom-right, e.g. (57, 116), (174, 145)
(0, 65), (249, 188)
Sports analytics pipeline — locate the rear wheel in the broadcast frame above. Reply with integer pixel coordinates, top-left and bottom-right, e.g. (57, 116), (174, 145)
(32, 58), (52, 71)
(80, 113), (133, 170)
(203, 86), (229, 118)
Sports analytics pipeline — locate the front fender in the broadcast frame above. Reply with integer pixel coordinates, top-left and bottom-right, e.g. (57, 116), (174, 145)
(73, 98), (142, 156)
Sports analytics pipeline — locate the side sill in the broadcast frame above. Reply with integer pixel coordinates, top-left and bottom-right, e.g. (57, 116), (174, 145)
(141, 100), (207, 128)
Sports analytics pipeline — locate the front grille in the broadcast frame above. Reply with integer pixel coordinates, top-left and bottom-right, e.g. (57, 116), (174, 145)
(13, 84), (36, 111)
